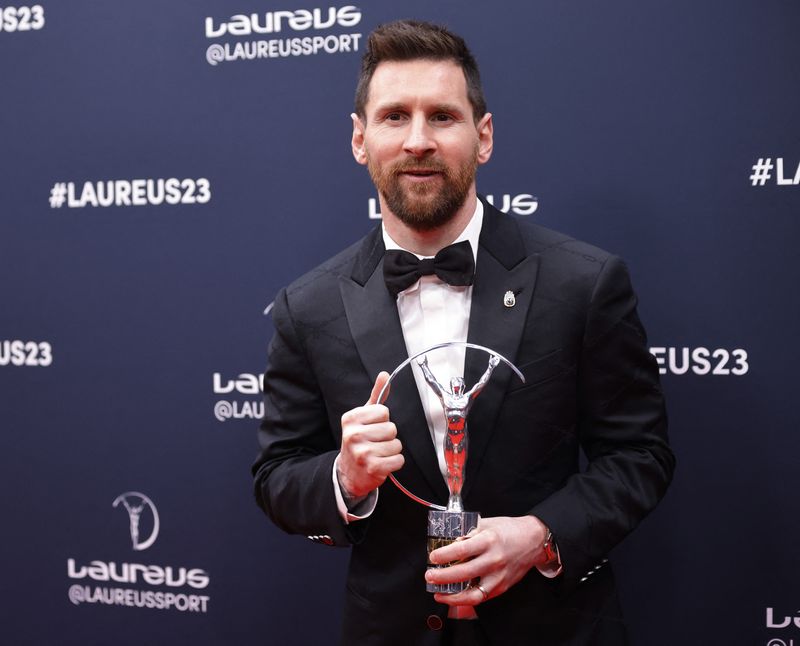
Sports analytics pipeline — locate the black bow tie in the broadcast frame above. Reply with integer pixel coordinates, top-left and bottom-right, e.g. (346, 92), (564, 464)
(383, 240), (475, 297)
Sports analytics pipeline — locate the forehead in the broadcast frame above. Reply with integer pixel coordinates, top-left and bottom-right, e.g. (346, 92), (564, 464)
(365, 58), (470, 113)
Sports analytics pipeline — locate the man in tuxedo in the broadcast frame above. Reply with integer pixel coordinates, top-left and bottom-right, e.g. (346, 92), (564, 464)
(253, 19), (674, 646)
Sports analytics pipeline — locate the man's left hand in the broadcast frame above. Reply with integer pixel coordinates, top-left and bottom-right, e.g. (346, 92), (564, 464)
(425, 515), (549, 606)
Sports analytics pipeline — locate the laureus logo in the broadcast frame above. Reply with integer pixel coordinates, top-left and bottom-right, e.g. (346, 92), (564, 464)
(112, 492), (160, 551)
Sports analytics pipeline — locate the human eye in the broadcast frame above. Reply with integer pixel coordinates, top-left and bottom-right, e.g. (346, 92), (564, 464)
(431, 113), (455, 124)
(382, 111), (407, 123)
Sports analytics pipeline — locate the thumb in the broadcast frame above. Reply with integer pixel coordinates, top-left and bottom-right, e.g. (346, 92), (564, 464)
(366, 371), (391, 405)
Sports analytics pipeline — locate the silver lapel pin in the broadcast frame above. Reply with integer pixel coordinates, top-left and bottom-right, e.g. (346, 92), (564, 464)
(503, 290), (516, 308)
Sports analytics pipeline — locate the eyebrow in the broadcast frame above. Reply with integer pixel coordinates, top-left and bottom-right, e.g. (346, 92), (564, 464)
(372, 102), (406, 114)
(431, 103), (465, 116)
(372, 102), (466, 116)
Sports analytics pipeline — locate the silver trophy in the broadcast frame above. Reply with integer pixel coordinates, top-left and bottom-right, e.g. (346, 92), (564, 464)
(377, 342), (524, 594)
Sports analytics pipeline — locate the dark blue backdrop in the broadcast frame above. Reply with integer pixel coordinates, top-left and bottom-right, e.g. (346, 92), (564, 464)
(2, 1), (799, 644)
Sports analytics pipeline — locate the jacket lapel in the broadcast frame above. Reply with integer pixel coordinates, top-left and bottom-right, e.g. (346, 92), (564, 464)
(339, 227), (449, 505)
(462, 202), (540, 501)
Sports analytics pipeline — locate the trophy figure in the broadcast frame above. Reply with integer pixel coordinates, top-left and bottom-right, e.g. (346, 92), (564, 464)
(418, 353), (500, 593)
(376, 342), (524, 594)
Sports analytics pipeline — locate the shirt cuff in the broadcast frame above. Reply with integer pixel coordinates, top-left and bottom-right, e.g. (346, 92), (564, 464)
(332, 454), (378, 524)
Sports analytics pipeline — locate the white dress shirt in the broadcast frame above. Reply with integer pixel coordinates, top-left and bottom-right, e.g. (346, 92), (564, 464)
(387, 200), (483, 480)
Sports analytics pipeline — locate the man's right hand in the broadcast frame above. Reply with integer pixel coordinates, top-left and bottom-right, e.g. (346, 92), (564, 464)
(336, 371), (404, 500)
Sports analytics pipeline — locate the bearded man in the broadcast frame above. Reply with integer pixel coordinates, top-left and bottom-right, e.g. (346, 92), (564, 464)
(253, 19), (674, 646)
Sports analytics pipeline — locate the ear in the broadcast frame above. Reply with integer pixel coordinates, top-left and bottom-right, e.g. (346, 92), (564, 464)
(476, 112), (493, 165)
(351, 113), (367, 165)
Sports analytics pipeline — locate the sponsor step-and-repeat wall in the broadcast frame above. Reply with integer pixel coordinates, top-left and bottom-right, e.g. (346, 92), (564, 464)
(2, 2), (799, 644)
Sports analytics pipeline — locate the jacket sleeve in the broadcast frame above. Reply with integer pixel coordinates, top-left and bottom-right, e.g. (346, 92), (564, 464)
(251, 287), (366, 547)
(530, 255), (675, 592)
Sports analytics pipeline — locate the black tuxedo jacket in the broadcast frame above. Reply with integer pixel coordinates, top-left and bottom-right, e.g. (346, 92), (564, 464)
(253, 200), (674, 645)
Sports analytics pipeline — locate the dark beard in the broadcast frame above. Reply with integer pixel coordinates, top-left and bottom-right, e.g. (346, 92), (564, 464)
(368, 154), (477, 231)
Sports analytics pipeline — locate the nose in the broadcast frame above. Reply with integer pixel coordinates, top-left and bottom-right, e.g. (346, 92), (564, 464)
(403, 115), (436, 157)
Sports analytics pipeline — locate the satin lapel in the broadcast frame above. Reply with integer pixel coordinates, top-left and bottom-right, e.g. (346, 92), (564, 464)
(462, 205), (540, 501)
(339, 235), (449, 506)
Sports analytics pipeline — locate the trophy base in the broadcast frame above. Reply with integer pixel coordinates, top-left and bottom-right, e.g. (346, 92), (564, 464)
(426, 509), (479, 594)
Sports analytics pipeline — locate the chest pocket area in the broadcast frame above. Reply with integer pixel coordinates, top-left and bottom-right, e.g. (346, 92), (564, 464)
(505, 349), (567, 397)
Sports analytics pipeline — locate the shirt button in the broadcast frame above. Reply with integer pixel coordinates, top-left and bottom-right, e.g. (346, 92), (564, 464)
(426, 614), (444, 631)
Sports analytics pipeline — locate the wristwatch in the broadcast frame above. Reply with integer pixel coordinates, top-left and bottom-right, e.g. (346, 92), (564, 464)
(542, 529), (559, 565)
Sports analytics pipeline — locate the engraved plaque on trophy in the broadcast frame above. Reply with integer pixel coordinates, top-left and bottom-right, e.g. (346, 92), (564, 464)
(377, 342), (524, 594)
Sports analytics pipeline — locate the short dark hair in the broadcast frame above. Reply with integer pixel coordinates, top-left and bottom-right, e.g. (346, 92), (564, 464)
(354, 20), (487, 122)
